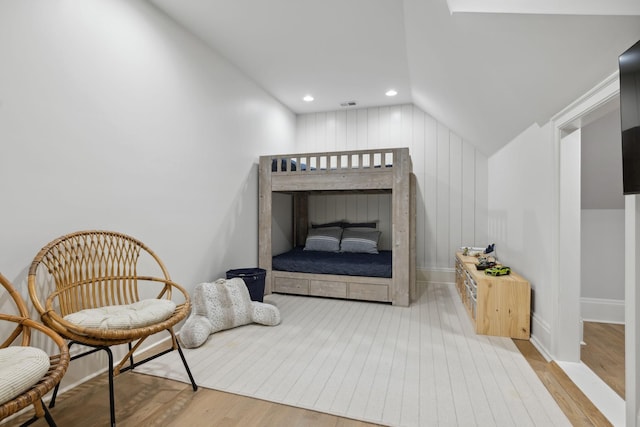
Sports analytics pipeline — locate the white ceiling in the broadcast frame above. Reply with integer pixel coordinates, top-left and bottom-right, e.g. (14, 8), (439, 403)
(149, 0), (640, 155)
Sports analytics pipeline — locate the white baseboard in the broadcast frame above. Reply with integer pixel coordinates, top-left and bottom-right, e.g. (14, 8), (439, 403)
(530, 312), (553, 362)
(417, 267), (455, 284)
(581, 297), (625, 324)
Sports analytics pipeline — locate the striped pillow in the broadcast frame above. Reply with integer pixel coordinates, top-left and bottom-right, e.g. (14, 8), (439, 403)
(340, 228), (381, 254)
(304, 227), (342, 252)
(0, 346), (50, 405)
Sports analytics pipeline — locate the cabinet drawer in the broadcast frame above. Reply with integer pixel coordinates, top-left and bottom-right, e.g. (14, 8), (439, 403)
(348, 282), (389, 302)
(310, 280), (347, 298)
(465, 272), (477, 296)
(273, 276), (309, 295)
(470, 292), (477, 321)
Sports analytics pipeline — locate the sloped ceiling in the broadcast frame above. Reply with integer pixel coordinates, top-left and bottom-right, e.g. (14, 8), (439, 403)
(149, 0), (640, 155)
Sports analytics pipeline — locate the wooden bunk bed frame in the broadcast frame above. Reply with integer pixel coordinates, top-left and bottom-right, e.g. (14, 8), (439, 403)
(259, 147), (416, 307)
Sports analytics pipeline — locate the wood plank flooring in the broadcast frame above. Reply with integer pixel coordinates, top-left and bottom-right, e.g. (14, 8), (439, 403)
(580, 321), (625, 399)
(6, 342), (608, 427)
(133, 284), (567, 426)
(514, 340), (611, 427)
(5, 371), (380, 427)
(5, 286), (615, 427)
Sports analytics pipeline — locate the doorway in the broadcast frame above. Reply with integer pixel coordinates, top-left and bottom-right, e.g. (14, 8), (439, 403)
(579, 106), (626, 402)
(554, 74), (628, 426)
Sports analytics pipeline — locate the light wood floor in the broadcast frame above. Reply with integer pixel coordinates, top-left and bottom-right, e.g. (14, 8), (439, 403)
(580, 321), (625, 399)
(6, 339), (610, 427)
(6, 298), (620, 427)
(6, 339), (615, 426)
(6, 371), (380, 427)
(514, 340), (611, 427)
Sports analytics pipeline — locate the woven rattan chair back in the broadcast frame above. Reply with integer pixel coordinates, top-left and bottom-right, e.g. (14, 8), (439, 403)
(0, 272), (69, 426)
(31, 230), (171, 313)
(28, 230), (197, 427)
(29, 230), (187, 345)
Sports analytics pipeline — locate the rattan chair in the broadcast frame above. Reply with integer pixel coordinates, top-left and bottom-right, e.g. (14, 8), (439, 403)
(0, 272), (69, 426)
(28, 230), (197, 427)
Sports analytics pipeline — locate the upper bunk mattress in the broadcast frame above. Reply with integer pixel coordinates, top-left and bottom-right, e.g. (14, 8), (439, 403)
(272, 246), (392, 278)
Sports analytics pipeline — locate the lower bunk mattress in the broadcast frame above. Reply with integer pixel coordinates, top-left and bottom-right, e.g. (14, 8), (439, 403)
(272, 246), (392, 278)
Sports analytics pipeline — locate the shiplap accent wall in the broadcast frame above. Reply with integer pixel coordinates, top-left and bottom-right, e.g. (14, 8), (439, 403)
(296, 104), (488, 271)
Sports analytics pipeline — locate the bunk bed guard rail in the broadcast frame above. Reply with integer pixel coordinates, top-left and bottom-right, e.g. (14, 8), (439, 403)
(266, 148), (405, 174)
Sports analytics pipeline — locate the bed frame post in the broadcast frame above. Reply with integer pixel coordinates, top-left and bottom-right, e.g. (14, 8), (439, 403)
(293, 193), (309, 247)
(410, 172), (417, 302)
(392, 148), (412, 307)
(259, 156), (273, 295)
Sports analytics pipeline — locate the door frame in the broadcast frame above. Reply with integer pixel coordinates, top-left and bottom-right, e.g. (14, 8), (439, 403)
(551, 71), (619, 360)
(552, 71), (639, 425)
(556, 128), (582, 362)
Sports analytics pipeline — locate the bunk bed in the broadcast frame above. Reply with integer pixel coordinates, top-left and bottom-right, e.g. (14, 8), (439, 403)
(258, 147), (416, 307)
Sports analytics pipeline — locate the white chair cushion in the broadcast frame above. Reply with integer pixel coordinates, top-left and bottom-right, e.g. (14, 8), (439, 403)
(0, 346), (50, 405)
(64, 299), (176, 330)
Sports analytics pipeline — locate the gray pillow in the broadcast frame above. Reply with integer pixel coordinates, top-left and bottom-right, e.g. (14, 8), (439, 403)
(340, 228), (381, 254)
(343, 220), (378, 229)
(304, 227), (342, 252)
(311, 221), (345, 229)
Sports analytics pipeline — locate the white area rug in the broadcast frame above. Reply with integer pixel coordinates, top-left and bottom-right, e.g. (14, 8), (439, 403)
(136, 283), (570, 427)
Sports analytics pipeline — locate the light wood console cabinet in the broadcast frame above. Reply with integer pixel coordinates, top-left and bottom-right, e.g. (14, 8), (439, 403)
(454, 252), (531, 339)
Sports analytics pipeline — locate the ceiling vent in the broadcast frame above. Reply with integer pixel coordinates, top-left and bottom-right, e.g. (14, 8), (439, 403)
(340, 101), (357, 107)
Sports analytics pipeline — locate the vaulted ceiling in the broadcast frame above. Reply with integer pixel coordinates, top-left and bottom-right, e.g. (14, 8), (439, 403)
(149, 0), (640, 155)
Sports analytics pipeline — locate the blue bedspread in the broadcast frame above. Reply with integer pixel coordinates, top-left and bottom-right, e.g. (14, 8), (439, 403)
(272, 246), (392, 278)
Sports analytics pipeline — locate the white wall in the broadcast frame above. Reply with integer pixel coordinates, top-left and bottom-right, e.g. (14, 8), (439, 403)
(488, 79), (629, 352)
(0, 0), (295, 390)
(581, 109), (624, 210)
(296, 104), (488, 274)
(581, 210), (625, 299)
(488, 122), (557, 350)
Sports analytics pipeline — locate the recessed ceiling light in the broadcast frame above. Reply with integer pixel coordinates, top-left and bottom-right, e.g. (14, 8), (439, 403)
(385, 89), (398, 97)
(303, 95), (314, 102)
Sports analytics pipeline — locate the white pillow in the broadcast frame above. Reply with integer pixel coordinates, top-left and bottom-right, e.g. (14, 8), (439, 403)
(64, 299), (176, 329)
(0, 346), (50, 405)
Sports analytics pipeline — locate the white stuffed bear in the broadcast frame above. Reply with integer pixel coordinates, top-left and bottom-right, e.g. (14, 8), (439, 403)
(179, 277), (281, 349)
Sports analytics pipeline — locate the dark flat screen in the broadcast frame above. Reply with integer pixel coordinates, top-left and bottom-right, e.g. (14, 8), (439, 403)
(620, 39), (640, 195)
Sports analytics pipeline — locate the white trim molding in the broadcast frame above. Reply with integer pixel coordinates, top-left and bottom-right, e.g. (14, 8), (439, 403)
(581, 297), (625, 324)
(552, 71), (620, 131)
(417, 267), (455, 284)
(446, 0), (640, 16)
(530, 312), (553, 362)
(556, 361), (625, 427)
